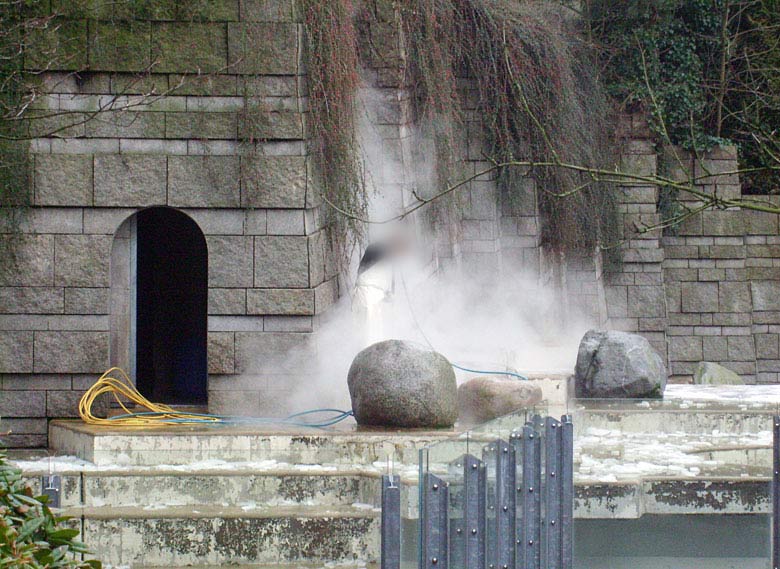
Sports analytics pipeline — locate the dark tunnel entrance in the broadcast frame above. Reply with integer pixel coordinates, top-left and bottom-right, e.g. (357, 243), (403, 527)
(135, 207), (208, 406)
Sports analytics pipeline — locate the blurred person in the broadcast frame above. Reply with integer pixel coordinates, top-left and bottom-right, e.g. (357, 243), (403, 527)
(352, 233), (410, 346)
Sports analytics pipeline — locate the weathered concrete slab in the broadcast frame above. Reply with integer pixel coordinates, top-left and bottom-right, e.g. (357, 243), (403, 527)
(48, 421), (458, 466)
(76, 505), (379, 567)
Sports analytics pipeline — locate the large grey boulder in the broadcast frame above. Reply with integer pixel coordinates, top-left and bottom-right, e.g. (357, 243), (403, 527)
(458, 376), (543, 424)
(694, 362), (743, 385)
(347, 340), (458, 428)
(575, 330), (667, 398)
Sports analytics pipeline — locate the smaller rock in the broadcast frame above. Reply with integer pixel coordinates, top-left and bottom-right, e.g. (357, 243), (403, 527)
(458, 376), (543, 424)
(694, 362), (743, 385)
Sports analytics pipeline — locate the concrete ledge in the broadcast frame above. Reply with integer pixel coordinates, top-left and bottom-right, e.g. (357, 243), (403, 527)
(49, 420), (459, 466)
(575, 478), (770, 519)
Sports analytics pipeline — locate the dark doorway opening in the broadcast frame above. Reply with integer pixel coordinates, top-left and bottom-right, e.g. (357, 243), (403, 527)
(136, 207), (208, 406)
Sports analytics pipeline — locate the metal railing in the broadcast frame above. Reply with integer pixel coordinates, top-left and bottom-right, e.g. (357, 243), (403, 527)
(382, 413), (573, 569)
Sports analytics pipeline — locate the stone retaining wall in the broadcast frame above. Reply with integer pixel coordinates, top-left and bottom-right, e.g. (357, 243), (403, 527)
(602, 117), (780, 383)
(1, 3), (779, 447)
(0, 1), (339, 446)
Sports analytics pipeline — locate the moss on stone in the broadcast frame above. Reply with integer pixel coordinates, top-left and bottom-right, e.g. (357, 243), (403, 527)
(227, 22), (298, 74)
(166, 112), (238, 139)
(110, 72), (170, 95)
(238, 110), (302, 140)
(24, 18), (88, 71)
(0, 141), (31, 208)
(89, 20), (151, 72)
(238, 0), (298, 22)
(176, 0), (240, 22)
(52, 0), (176, 21)
(168, 73), (237, 96)
(152, 22), (228, 73)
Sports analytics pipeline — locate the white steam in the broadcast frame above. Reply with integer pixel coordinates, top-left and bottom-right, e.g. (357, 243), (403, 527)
(283, 85), (596, 414)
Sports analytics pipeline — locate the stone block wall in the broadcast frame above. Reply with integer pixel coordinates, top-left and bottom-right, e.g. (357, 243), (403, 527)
(2, 5), (780, 448)
(601, 116), (780, 383)
(461, 109), (780, 385)
(0, 1), (344, 445)
(601, 125), (668, 358)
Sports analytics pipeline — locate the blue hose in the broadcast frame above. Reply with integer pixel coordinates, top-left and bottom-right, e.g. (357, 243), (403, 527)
(105, 408), (355, 428)
(103, 364), (526, 428)
(451, 362), (529, 381)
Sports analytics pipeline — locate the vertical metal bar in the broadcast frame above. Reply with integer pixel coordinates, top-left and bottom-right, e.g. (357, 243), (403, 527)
(483, 443), (497, 569)
(41, 475), (61, 509)
(463, 454), (486, 569)
(544, 417), (562, 569)
(521, 424), (541, 569)
(495, 439), (516, 569)
(448, 457), (466, 569)
(560, 415), (574, 569)
(381, 475), (401, 569)
(773, 416), (780, 569)
(423, 473), (450, 569)
(420, 449), (428, 569)
(509, 429), (522, 568)
(450, 517), (465, 569)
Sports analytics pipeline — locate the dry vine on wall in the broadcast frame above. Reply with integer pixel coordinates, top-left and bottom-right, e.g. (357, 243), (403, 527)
(302, 0), (621, 260)
(398, 0), (619, 253)
(300, 0), (368, 266)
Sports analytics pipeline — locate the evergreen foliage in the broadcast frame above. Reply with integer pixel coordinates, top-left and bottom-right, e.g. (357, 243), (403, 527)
(588, 0), (780, 192)
(0, 450), (101, 568)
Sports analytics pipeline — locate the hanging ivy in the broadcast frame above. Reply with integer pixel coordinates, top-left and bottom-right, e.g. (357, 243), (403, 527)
(587, 0), (780, 193)
(301, 0), (620, 255)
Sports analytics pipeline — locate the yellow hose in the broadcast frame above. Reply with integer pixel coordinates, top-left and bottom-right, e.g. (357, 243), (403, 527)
(79, 367), (222, 426)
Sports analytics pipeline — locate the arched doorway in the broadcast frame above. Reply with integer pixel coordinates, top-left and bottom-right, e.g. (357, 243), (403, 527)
(110, 207), (208, 406)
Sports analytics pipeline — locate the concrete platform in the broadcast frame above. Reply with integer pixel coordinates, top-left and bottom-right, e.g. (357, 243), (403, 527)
(11, 384), (780, 567)
(32, 384), (778, 519)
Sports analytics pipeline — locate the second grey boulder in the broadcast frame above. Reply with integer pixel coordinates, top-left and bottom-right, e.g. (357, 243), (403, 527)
(575, 330), (667, 398)
(693, 362), (743, 385)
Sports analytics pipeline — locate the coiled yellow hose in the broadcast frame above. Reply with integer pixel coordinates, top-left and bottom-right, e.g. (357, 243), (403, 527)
(78, 367), (222, 426)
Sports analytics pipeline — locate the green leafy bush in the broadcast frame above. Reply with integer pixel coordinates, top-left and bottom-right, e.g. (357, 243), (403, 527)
(0, 451), (101, 568)
(588, 0), (726, 148)
(588, 0), (780, 192)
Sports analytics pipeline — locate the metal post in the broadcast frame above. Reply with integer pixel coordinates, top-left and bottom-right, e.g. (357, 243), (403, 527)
(519, 424), (541, 569)
(773, 416), (780, 569)
(382, 475), (401, 569)
(463, 454), (486, 569)
(423, 473), (450, 569)
(544, 417), (563, 569)
(482, 443), (497, 569)
(41, 475), (61, 509)
(560, 415), (574, 569)
(450, 514), (465, 569)
(495, 439), (516, 569)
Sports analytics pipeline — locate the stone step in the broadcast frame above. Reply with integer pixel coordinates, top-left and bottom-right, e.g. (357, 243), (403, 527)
(19, 468), (386, 509)
(80, 470), (381, 509)
(67, 504), (380, 567)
